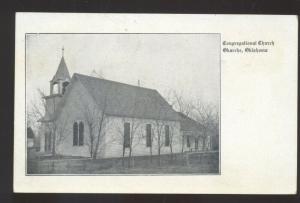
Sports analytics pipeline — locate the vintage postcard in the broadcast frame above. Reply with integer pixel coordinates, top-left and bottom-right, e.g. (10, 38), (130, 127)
(14, 13), (297, 193)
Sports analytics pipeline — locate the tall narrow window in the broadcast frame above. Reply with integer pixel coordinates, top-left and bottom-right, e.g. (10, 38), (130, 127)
(73, 122), (78, 146)
(124, 122), (130, 148)
(45, 132), (51, 152)
(62, 81), (69, 94)
(146, 124), (152, 147)
(187, 136), (190, 148)
(165, 125), (170, 146)
(195, 138), (199, 150)
(79, 121), (84, 146)
(52, 83), (59, 94)
(47, 133), (51, 151)
(44, 133), (48, 151)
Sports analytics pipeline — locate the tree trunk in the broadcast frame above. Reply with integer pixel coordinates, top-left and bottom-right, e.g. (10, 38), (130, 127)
(181, 135), (185, 165)
(90, 145), (93, 158)
(122, 145), (125, 168)
(51, 132), (56, 157)
(150, 146), (152, 163)
(93, 136), (101, 160)
(158, 136), (161, 166)
(181, 135), (184, 153)
(202, 135), (206, 151)
(89, 125), (94, 158)
(170, 144), (173, 163)
(93, 113), (105, 159)
(128, 146), (132, 168)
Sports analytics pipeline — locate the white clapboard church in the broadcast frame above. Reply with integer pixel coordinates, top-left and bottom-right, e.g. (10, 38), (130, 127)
(38, 50), (192, 158)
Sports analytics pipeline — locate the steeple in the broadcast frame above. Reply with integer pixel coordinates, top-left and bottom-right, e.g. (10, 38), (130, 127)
(51, 47), (70, 83)
(50, 47), (71, 95)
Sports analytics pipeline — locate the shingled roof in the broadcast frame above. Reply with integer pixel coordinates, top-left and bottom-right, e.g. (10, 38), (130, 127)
(51, 56), (71, 82)
(178, 112), (203, 133)
(74, 74), (180, 121)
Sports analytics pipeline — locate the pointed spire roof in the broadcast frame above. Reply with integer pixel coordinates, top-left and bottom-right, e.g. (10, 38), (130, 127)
(51, 54), (71, 83)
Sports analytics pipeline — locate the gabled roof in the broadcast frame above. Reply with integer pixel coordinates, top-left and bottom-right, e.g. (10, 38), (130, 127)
(178, 112), (203, 132)
(43, 73), (180, 122)
(74, 74), (180, 121)
(51, 56), (71, 82)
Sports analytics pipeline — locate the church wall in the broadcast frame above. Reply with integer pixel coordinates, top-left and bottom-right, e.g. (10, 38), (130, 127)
(38, 122), (52, 153)
(45, 95), (62, 117)
(38, 125), (46, 153)
(47, 79), (183, 159)
(102, 116), (182, 159)
(181, 132), (214, 152)
(54, 80), (95, 158)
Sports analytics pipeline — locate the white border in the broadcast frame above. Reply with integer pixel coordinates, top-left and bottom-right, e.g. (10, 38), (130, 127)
(14, 13), (298, 194)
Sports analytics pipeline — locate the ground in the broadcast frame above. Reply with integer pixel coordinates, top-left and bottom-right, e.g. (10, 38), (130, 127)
(27, 150), (219, 174)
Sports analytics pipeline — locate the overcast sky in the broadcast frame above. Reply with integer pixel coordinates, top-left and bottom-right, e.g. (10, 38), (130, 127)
(26, 34), (220, 107)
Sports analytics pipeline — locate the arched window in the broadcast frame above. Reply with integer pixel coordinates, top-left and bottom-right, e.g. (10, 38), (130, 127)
(73, 122), (78, 146)
(79, 121), (84, 146)
(52, 83), (59, 94)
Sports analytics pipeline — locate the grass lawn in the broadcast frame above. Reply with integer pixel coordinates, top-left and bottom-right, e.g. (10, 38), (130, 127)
(28, 152), (219, 174)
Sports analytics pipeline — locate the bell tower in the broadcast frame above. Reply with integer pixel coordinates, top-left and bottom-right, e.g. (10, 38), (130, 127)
(44, 47), (71, 119)
(50, 47), (71, 95)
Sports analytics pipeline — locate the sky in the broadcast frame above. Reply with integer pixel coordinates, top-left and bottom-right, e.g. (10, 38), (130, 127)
(26, 34), (220, 108)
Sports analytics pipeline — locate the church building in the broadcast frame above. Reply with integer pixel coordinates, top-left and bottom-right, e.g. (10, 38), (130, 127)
(38, 50), (190, 159)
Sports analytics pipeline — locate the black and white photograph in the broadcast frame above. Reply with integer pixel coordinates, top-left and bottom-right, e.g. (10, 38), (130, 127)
(13, 13), (297, 194)
(25, 33), (220, 175)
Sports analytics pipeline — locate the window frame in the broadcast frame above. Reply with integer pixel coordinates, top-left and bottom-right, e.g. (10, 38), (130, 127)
(79, 121), (84, 146)
(44, 132), (51, 152)
(124, 122), (131, 148)
(187, 136), (190, 148)
(165, 125), (170, 147)
(146, 124), (152, 147)
(62, 81), (69, 94)
(73, 122), (79, 146)
(195, 137), (199, 150)
(73, 121), (84, 146)
(52, 83), (59, 94)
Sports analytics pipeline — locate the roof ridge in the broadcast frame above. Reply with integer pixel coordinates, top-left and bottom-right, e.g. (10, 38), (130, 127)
(49, 72), (180, 122)
(73, 73), (156, 92)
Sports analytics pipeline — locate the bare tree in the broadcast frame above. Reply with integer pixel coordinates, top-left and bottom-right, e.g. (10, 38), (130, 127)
(171, 90), (193, 117)
(27, 88), (70, 156)
(152, 119), (164, 166)
(27, 88), (50, 153)
(150, 92), (175, 166)
(27, 88), (47, 133)
(167, 124), (176, 162)
(140, 120), (154, 164)
(79, 96), (109, 159)
(153, 120), (178, 165)
(192, 101), (219, 151)
(113, 116), (143, 168)
(113, 90), (144, 168)
(165, 90), (193, 156)
(127, 117), (143, 167)
(114, 120), (127, 167)
(49, 116), (70, 156)
(148, 127), (154, 163)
